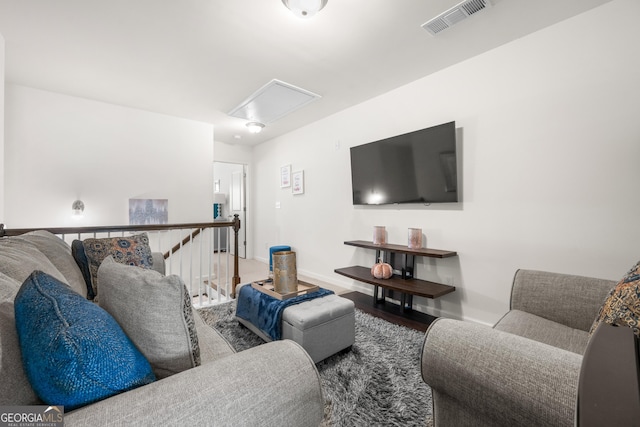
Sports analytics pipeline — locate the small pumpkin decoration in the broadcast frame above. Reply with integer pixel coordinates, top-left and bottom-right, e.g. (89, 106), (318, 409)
(371, 259), (393, 279)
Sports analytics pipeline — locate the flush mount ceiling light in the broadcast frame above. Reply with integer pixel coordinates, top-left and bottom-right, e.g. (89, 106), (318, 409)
(282, 0), (328, 19)
(246, 122), (265, 133)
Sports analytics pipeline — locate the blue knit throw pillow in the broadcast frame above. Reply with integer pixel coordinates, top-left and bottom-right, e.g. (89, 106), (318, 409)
(14, 271), (156, 410)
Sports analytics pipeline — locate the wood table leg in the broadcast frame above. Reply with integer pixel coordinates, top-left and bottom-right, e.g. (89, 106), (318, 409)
(373, 285), (382, 304)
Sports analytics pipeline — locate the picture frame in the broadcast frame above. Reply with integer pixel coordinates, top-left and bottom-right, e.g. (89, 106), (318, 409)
(280, 164), (291, 188)
(129, 199), (168, 225)
(292, 170), (304, 195)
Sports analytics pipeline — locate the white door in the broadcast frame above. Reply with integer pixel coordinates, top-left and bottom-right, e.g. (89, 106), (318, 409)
(214, 161), (247, 259)
(230, 167), (246, 258)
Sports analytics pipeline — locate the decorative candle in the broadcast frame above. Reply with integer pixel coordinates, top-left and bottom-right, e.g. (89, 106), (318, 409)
(408, 228), (423, 249)
(373, 226), (386, 245)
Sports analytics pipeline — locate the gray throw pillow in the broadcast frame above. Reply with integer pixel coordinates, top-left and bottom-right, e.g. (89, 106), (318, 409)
(97, 257), (200, 379)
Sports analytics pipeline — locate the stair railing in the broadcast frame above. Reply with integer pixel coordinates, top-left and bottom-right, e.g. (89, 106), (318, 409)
(0, 214), (242, 302)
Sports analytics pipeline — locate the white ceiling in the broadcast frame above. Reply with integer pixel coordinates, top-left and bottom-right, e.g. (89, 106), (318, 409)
(0, 0), (611, 146)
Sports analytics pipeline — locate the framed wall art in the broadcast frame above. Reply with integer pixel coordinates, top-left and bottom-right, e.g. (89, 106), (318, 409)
(292, 170), (304, 195)
(280, 164), (291, 188)
(129, 199), (168, 225)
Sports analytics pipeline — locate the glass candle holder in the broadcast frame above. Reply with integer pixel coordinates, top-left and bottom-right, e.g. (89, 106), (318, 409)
(373, 226), (386, 245)
(408, 228), (423, 249)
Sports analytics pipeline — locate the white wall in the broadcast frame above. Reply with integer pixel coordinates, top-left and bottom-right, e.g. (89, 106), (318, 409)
(5, 85), (214, 227)
(214, 140), (252, 166)
(252, 0), (640, 325)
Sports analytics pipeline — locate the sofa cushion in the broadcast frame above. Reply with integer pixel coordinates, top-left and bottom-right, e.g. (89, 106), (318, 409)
(14, 270), (156, 410)
(495, 309), (590, 354)
(82, 233), (154, 299)
(0, 272), (40, 405)
(98, 256), (201, 379)
(194, 308), (236, 364)
(590, 260), (640, 337)
(0, 270), (20, 302)
(0, 237), (67, 293)
(15, 231), (88, 298)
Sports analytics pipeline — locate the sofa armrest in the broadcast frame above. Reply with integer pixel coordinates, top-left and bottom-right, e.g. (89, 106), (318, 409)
(66, 340), (323, 427)
(510, 269), (615, 331)
(422, 319), (582, 427)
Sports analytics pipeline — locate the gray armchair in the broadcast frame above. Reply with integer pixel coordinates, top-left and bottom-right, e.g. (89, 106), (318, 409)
(421, 269), (615, 427)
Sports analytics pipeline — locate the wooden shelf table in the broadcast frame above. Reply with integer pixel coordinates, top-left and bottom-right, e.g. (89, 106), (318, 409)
(335, 240), (457, 313)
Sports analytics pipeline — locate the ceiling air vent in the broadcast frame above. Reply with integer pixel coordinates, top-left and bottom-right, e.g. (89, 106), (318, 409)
(422, 0), (492, 36)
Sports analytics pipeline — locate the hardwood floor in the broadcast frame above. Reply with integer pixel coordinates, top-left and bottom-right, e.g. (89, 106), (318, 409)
(340, 291), (436, 333)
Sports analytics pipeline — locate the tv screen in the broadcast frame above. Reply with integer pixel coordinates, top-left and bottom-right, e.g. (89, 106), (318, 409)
(350, 121), (458, 205)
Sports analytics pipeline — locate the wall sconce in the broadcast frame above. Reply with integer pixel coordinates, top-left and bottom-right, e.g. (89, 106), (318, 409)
(72, 200), (85, 219)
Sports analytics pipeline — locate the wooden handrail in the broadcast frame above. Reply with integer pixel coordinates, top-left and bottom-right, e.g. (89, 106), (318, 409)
(0, 220), (235, 237)
(0, 215), (242, 297)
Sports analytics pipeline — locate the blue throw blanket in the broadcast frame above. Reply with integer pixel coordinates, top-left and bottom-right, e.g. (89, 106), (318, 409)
(236, 284), (334, 341)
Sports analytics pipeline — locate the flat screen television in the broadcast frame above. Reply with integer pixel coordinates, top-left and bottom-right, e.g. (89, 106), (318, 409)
(350, 121), (458, 205)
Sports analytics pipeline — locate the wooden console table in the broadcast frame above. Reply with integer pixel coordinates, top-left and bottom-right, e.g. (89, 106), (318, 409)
(335, 240), (457, 313)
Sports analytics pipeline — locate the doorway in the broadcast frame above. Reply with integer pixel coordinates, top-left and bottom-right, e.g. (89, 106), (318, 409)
(213, 161), (247, 259)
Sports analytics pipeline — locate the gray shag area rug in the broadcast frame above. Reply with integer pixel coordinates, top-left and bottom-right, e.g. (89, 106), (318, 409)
(197, 301), (433, 427)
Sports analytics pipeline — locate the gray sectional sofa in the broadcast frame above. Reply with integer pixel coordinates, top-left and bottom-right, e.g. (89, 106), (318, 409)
(421, 269), (616, 427)
(0, 230), (324, 426)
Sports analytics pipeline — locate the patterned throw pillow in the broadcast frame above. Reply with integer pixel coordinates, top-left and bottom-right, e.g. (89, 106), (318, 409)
(14, 271), (156, 410)
(590, 260), (640, 337)
(98, 256), (201, 379)
(82, 233), (154, 299)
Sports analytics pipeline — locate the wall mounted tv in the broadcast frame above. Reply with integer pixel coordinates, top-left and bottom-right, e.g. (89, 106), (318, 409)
(350, 121), (458, 205)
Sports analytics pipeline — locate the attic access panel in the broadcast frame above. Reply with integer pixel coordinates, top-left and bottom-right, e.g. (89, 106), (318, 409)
(228, 79), (321, 124)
